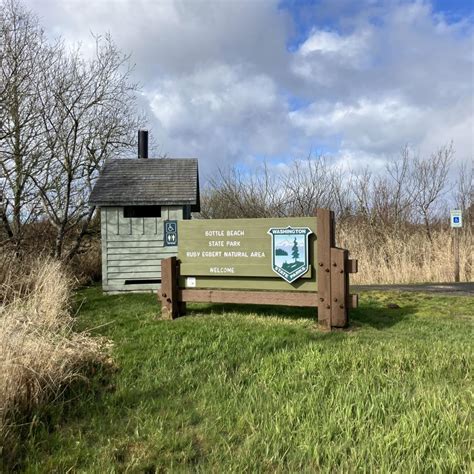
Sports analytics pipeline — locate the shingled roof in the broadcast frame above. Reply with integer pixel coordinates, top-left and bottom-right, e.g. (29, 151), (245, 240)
(89, 158), (200, 211)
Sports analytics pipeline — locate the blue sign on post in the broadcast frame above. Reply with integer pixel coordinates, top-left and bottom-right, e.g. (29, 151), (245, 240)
(164, 220), (178, 246)
(450, 210), (462, 228)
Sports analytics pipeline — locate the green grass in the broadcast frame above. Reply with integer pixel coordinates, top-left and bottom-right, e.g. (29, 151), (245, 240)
(18, 288), (473, 472)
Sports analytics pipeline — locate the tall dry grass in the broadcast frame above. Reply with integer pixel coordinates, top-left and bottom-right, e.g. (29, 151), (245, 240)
(338, 223), (473, 284)
(0, 255), (111, 463)
(63, 224), (472, 286)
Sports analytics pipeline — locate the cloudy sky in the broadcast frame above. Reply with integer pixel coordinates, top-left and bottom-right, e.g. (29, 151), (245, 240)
(26, 0), (474, 177)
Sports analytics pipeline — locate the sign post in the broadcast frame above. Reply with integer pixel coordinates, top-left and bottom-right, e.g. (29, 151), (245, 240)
(159, 209), (358, 329)
(450, 210), (462, 282)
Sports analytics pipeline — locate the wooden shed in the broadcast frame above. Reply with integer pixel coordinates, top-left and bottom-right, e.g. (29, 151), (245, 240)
(89, 149), (199, 293)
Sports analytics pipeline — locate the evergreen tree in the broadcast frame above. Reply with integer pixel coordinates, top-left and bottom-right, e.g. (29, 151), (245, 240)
(292, 238), (299, 262)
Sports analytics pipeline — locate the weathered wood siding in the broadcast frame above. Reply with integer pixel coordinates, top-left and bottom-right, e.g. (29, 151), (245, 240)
(101, 206), (183, 293)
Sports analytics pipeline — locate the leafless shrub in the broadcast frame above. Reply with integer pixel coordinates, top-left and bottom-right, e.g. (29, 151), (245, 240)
(201, 163), (286, 218)
(349, 144), (454, 238)
(202, 154), (353, 220)
(412, 143), (453, 241)
(454, 161), (473, 219)
(201, 146), (472, 283)
(70, 239), (102, 286)
(281, 155), (352, 218)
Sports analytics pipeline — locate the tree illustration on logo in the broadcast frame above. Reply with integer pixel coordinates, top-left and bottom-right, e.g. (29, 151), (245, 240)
(292, 238), (299, 262)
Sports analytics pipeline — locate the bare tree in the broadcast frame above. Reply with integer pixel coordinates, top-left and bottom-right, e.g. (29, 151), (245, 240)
(350, 167), (373, 221)
(201, 154), (353, 220)
(412, 143), (453, 241)
(33, 35), (141, 259)
(453, 161), (473, 220)
(330, 165), (353, 220)
(384, 145), (418, 225)
(349, 144), (453, 237)
(0, 0), (142, 258)
(201, 162), (284, 219)
(0, 0), (55, 250)
(282, 155), (343, 216)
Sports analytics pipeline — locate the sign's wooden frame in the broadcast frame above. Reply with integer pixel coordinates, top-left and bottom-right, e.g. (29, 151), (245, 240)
(159, 208), (358, 329)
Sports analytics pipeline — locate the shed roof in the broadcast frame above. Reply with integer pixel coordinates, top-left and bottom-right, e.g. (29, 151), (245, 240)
(89, 158), (200, 211)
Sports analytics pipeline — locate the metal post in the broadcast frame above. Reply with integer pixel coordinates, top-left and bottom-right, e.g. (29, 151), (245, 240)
(454, 229), (460, 282)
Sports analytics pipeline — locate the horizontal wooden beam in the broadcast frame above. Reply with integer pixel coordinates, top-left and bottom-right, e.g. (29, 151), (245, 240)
(346, 259), (358, 274)
(179, 289), (320, 307)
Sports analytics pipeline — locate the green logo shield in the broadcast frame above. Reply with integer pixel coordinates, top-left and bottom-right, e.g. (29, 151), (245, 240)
(267, 226), (313, 283)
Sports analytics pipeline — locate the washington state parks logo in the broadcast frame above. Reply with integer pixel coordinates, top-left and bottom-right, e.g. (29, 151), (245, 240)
(267, 226), (313, 283)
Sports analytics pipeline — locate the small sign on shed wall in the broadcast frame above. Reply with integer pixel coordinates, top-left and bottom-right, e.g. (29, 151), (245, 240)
(164, 220), (178, 246)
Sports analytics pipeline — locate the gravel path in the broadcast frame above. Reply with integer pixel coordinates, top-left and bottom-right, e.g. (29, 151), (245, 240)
(353, 282), (473, 297)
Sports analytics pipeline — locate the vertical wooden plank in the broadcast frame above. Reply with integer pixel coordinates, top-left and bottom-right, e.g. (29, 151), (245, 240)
(160, 257), (178, 319)
(316, 208), (335, 329)
(116, 208), (120, 235)
(117, 207), (133, 235)
(101, 208), (108, 288)
(167, 206), (183, 220)
(131, 217), (143, 235)
(176, 260), (187, 316)
(105, 206), (118, 235)
(114, 208), (118, 234)
(144, 216), (157, 235)
(330, 247), (348, 327)
(348, 294), (358, 309)
(160, 256), (171, 318)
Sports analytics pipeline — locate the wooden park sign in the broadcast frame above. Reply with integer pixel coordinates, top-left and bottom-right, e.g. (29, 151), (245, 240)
(160, 208), (358, 329)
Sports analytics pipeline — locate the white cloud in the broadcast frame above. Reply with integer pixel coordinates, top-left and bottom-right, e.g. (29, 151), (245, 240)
(24, 0), (474, 176)
(288, 1), (474, 164)
(333, 148), (388, 173)
(146, 64), (292, 174)
(291, 26), (373, 88)
(30, 0), (289, 79)
(298, 28), (372, 63)
(290, 97), (426, 153)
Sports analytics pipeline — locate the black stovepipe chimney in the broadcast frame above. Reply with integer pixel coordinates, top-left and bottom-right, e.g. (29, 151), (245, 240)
(138, 129), (148, 159)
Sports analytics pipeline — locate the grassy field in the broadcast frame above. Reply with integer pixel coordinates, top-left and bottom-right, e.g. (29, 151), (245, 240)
(17, 287), (473, 472)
